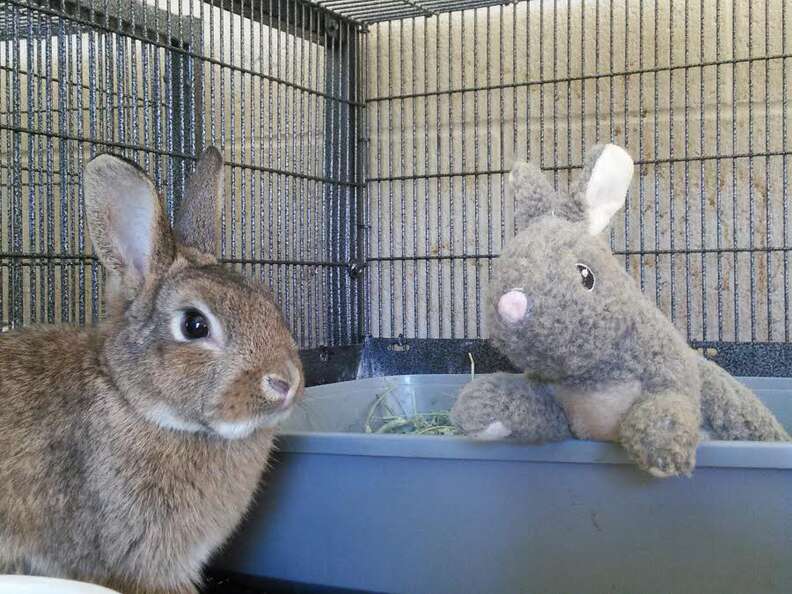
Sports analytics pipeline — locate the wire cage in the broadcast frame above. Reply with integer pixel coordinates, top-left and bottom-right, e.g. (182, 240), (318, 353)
(1, 0), (790, 368)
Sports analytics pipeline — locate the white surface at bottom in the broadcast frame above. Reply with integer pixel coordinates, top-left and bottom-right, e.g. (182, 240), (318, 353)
(0, 576), (119, 594)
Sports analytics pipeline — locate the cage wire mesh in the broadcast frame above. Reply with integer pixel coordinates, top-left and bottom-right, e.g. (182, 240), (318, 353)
(0, 0), (365, 346)
(365, 0), (792, 346)
(0, 0), (791, 355)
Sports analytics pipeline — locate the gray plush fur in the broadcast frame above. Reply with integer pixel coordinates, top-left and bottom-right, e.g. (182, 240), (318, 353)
(0, 148), (304, 593)
(452, 373), (571, 441)
(452, 144), (789, 478)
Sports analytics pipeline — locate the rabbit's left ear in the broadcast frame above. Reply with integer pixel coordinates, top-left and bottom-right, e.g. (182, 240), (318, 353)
(577, 144), (634, 235)
(174, 146), (224, 255)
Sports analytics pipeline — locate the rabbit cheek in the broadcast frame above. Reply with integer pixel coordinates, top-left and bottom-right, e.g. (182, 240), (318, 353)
(158, 345), (217, 400)
(212, 368), (260, 423)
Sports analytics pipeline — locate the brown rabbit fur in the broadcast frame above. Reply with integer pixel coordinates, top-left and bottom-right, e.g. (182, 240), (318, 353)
(0, 147), (304, 594)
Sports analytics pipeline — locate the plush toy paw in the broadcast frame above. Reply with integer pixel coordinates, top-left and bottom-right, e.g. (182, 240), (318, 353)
(451, 373), (572, 442)
(472, 420), (513, 441)
(619, 393), (700, 478)
(641, 445), (697, 478)
(622, 425), (698, 478)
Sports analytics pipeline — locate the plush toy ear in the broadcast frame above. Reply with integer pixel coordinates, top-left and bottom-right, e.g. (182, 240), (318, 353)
(576, 144), (634, 235)
(509, 161), (584, 229)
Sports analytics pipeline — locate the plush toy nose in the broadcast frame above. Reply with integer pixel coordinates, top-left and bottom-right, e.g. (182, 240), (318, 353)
(498, 290), (531, 324)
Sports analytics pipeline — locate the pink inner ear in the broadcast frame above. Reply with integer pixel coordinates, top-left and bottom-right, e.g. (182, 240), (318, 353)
(498, 290), (529, 324)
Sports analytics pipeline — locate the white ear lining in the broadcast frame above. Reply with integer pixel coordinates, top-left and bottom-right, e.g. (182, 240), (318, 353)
(584, 144), (634, 235)
(84, 154), (162, 280)
(116, 197), (157, 277)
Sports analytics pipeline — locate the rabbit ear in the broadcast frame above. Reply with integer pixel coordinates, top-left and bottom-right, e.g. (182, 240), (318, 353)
(575, 144), (634, 235)
(174, 146), (224, 255)
(84, 154), (174, 293)
(509, 161), (585, 229)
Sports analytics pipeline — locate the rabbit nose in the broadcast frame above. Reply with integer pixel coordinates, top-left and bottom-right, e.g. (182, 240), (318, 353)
(262, 374), (294, 408)
(498, 289), (531, 324)
(266, 376), (290, 396)
(261, 359), (302, 409)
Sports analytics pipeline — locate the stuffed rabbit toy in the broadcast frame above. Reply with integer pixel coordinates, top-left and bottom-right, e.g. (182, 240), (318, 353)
(0, 148), (304, 593)
(451, 144), (789, 477)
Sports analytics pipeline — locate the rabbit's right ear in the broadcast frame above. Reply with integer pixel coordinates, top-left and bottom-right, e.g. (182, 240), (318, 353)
(84, 154), (175, 296)
(174, 146), (224, 255)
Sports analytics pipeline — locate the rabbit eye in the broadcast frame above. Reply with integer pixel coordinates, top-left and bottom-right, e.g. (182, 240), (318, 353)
(576, 263), (595, 291)
(182, 308), (209, 340)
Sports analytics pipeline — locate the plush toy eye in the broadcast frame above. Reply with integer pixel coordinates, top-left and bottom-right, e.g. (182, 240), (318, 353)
(576, 263), (595, 291)
(182, 308), (209, 340)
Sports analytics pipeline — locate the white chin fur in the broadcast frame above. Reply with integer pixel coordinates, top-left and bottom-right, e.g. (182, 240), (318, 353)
(473, 421), (512, 441)
(212, 408), (293, 440)
(145, 403), (204, 433)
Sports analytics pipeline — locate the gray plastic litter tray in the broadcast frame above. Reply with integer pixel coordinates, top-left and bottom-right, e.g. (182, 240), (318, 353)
(215, 374), (792, 594)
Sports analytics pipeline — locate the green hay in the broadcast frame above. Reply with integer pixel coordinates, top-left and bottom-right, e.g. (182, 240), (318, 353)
(364, 383), (460, 436)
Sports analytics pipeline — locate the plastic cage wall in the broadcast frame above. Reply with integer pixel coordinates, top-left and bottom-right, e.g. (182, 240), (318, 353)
(1, 0), (791, 371)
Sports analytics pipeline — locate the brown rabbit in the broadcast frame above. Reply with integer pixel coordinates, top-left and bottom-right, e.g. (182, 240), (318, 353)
(0, 147), (304, 594)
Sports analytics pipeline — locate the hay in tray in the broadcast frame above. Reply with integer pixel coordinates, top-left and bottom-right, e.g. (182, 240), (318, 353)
(364, 383), (460, 436)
